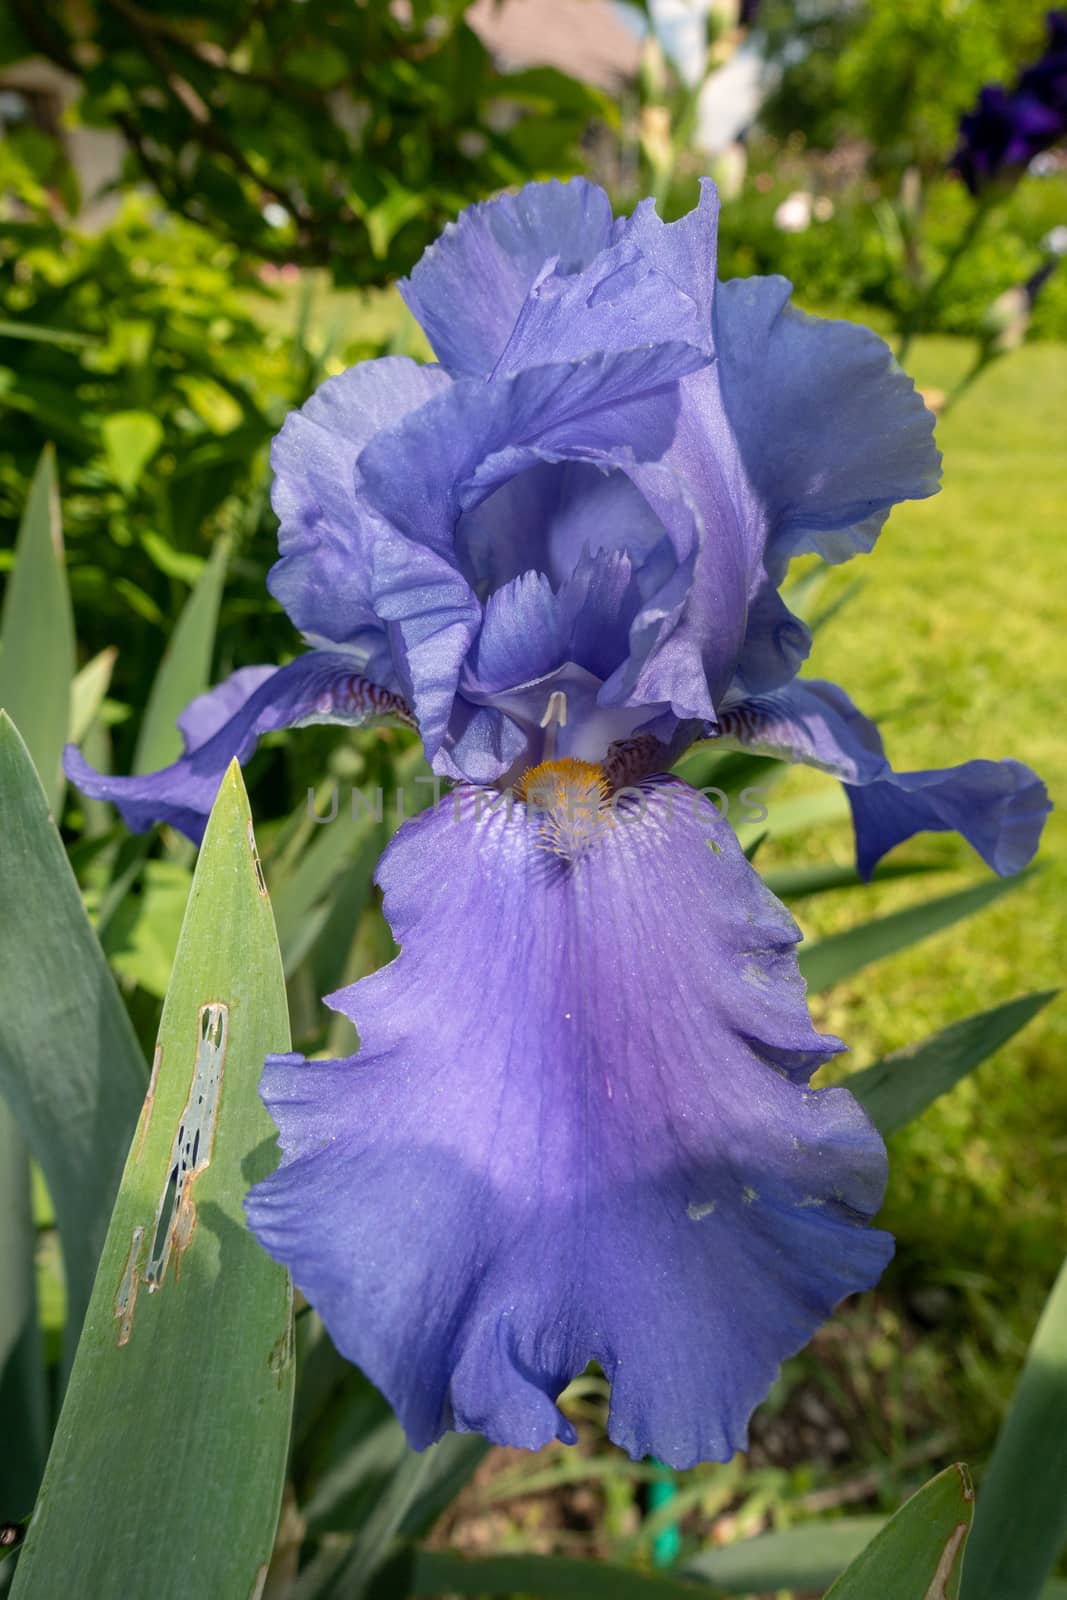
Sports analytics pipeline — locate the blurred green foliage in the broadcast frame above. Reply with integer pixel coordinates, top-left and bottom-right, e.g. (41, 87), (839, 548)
(711, 162), (1067, 339)
(626, 0), (1067, 343)
(0, 188), (300, 725)
(0, 0), (610, 286)
(755, 0), (1052, 177)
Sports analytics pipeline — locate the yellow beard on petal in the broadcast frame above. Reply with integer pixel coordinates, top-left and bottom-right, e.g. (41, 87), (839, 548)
(515, 757), (615, 860)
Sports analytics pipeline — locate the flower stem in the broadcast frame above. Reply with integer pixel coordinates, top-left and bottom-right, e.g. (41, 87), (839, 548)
(897, 197), (993, 364)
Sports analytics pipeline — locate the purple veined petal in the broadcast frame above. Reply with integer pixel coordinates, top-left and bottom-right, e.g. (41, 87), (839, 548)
(714, 679), (1052, 879)
(451, 546), (668, 781)
(247, 777), (892, 1469)
(453, 663), (664, 785)
(727, 579), (813, 702)
(176, 665), (278, 751)
(64, 651), (412, 844)
(268, 356), (452, 648)
(357, 342), (710, 562)
(615, 176), (719, 330)
(558, 549), (649, 681)
(465, 568), (562, 695)
(457, 446), (724, 745)
(356, 343), (723, 753)
(849, 763), (1052, 881)
(490, 212), (716, 377)
(454, 455), (722, 729)
(431, 698), (531, 788)
(609, 449), (748, 720)
(367, 535), (482, 763)
(469, 552), (643, 695)
(711, 277), (941, 582)
(268, 349), (484, 759)
(456, 459), (667, 598)
(400, 177), (616, 378)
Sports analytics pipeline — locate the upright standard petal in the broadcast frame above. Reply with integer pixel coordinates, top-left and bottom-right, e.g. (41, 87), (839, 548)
(357, 343), (709, 559)
(491, 182), (719, 375)
(271, 355), (485, 757)
(714, 679), (1051, 879)
(400, 178), (616, 377)
(247, 778), (891, 1469)
(616, 178), (719, 329)
(64, 652), (411, 843)
(355, 344), (720, 753)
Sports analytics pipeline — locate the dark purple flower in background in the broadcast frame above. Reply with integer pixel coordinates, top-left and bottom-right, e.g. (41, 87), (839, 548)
(953, 11), (1067, 194)
(65, 179), (1050, 1466)
(1019, 9), (1067, 107)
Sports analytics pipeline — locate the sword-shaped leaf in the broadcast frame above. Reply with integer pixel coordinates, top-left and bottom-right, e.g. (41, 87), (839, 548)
(0, 448), (75, 1520)
(69, 646), (117, 745)
(681, 1518), (886, 1593)
(849, 991), (1058, 1137)
(392, 1550), (721, 1600)
(963, 1253), (1067, 1600)
(11, 763), (294, 1600)
(0, 714), (145, 1374)
(800, 874), (1030, 994)
(0, 1123), (47, 1521)
(0, 444), (75, 810)
(825, 1464), (974, 1599)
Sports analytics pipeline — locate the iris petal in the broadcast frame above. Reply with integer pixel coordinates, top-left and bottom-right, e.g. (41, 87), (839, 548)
(470, 552), (642, 694)
(269, 356), (451, 648)
(715, 679), (1051, 878)
(267, 355), (484, 749)
(457, 459), (668, 596)
(492, 226), (715, 375)
(176, 665), (279, 751)
(356, 344), (709, 559)
(713, 278), (942, 582)
(63, 652), (411, 843)
(728, 580), (813, 701)
(247, 778), (891, 1468)
(400, 178), (616, 377)
(616, 178), (719, 329)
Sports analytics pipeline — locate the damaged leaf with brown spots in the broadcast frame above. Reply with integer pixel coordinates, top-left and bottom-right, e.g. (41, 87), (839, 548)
(11, 762), (294, 1600)
(824, 1462), (975, 1600)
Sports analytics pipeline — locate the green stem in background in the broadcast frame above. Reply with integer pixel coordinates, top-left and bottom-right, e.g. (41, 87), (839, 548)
(939, 350), (999, 417)
(641, 5), (736, 213)
(942, 254), (1064, 417)
(897, 196), (993, 364)
(648, 1459), (681, 1567)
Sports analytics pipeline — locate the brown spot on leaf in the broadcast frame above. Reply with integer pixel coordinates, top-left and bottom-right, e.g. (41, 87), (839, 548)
(144, 1004), (228, 1292)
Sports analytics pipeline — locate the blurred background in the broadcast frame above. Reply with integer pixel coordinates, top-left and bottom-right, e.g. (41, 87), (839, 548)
(0, 0), (1064, 1585)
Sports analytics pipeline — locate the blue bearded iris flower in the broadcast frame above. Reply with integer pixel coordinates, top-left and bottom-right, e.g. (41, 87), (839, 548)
(65, 180), (1051, 1467)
